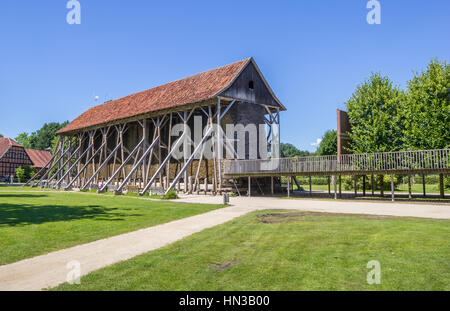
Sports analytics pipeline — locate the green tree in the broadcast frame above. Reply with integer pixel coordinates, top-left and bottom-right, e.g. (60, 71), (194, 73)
(15, 132), (32, 148)
(401, 59), (450, 150)
(345, 73), (405, 153)
(0, 134), (3, 138)
(16, 165), (33, 183)
(19, 122), (68, 151)
(280, 143), (311, 158)
(316, 130), (337, 155)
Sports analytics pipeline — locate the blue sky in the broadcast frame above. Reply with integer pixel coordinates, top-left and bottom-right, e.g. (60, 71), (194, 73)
(0, 1), (448, 151)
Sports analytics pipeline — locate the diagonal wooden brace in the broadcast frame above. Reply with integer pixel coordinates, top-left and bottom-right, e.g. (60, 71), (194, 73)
(139, 132), (187, 196)
(165, 126), (213, 196)
(114, 136), (160, 194)
(55, 144), (93, 188)
(97, 137), (145, 193)
(64, 140), (107, 190)
(80, 143), (122, 191)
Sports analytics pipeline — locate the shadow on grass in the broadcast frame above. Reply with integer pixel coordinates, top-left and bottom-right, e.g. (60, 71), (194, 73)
(0, 203), (143, 227)
(0, 193), (48, 198)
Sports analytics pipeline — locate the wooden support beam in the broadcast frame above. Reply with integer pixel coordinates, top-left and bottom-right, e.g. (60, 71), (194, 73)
(248, 176), (251, 197)
(55, 143), (93, 188)
(287, 176), (290, 197)
(408, 174), (412, 199)
(309, 176), (312, 196)
(391, 174), (395, 201)
(371, 174), (374, 196)
(113, 136), (159, 194)
(66, 143), (104, 189)
(48, 144), (83, 187)
(363, 175), (366, 196)
(36, 138), (68, 186)
(271, 176), (274, 195)
(327, 176), (331, 195)
(99, 137), (145, 192)
(140, 129), (188, 195)
(422, 174), (426, 197)
(380, 175), (384, 197)
(25, 136), (61, 186)
(439, 173), (445, 198)
(164, 126), (213, 196)
(333, 175), (337, 199)
(81, 143), (121, 190)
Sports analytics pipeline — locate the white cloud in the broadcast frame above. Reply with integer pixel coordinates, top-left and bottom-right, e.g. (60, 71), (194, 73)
(310, 138), (322, 147)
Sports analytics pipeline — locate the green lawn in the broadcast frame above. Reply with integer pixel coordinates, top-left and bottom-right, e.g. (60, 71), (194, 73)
(55, 210), (450, 291)
(296, 183), (442, 194)
(0, 191), (223, 265)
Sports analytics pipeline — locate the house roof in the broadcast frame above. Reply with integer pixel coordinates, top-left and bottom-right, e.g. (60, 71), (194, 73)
(0, 138), (22, 158)
(58, 58), (254, 134)
(25, 149), (52, 168)
(0, 138), (52, 168)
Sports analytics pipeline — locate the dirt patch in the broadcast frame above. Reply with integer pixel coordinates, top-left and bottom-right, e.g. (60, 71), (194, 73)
(256, 211), (394, 223)
(209, 260), (238, 272)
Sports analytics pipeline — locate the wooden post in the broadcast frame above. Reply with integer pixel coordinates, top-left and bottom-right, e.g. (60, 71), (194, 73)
(422, 174), (426, 197)
(363, 175), (366, 196)
(248, 176), (251, 197)
(354, 175), (357, 197)
(309, 176), (312, 196)
(371, 174), (374, 196)
(391, 174), (395, 201)
(204, 178), (208, 195)
(339, 175), (342, 198)
(439, 173), (445, 198)
(287, 176), (290, 198)
(380, 175), (384, 197)
(166, 113), (173, 186)
(271, 176), (274, 195)
(188, 176), (192, 194)
(333, 175), (337, 199)
(217, 98), (222, 192)
(408, 174), (412, 199)
(327, 176), (331, 195)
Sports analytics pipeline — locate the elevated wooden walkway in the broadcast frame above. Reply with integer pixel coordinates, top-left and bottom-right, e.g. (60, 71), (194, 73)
(224, 149), (450, 177)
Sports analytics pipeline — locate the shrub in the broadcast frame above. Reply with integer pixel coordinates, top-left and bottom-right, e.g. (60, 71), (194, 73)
(163, 189), (178, 200)
(342, 175), (401, 191)
(444, 176), (450, 189)
(16, 165), (33, 183)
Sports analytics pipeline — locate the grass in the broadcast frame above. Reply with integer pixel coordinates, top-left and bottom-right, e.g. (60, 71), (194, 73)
(0, 191), (223, 265)
(55, 210), (450, 291)
(296, 183), (443, 194)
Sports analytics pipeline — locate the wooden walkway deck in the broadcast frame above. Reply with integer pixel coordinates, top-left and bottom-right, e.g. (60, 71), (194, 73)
(224, 149), (450, 177)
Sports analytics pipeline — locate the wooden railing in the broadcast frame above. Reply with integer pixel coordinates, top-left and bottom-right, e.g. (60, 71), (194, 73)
(223, 149), (450, 176)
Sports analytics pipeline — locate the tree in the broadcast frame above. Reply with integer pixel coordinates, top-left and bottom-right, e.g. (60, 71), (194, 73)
(280, 143), (310, 158)
(345, 73), (405, 153)
(29, 122), (68, 150)
(15, 122), (68, 151)
(16, 165), (33, 183)
(15, 132), (32, 148)
(401, 59), (450, 150)
(316, 130), (337, 155)
(0, 134), (3, 138)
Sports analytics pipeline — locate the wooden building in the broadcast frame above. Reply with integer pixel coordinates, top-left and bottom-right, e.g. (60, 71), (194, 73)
(30, 58), (285, 195)
(0, 138), (52, 181)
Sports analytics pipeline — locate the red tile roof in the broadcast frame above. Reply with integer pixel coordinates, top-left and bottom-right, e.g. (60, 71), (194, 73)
(0, 138), (22, 158)
(58, 58), (251, 134)
(25, 149), (52, 168)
